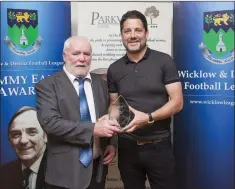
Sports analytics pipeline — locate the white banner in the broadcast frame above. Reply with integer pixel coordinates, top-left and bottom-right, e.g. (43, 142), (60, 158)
(76, 2), (173, 72)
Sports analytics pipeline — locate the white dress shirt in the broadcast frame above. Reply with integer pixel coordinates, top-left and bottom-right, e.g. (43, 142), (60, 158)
(63, 66), (101, 159)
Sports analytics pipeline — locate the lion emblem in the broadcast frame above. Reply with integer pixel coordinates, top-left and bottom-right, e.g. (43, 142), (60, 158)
(16, 12), (30, 23)
(213, 13), (230, 26)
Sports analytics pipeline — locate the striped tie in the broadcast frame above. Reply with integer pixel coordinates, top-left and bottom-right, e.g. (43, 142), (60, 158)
(23, 168), (31, 189)
(77, 78), (93, 167)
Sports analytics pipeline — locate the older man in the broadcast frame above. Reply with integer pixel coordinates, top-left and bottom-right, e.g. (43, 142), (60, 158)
(0, 106), (47, 189)
(35, 36), (121, 189)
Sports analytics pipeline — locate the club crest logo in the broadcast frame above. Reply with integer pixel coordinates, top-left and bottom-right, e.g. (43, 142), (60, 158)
(199, 10), (234, 64)
(5, 8), (42, 56)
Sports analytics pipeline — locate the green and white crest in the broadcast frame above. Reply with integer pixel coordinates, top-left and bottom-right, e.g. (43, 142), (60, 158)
(5, 8), (42, 56)
(199, 10), (234, 64)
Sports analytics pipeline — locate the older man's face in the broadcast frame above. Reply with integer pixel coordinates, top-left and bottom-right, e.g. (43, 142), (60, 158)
(9, 110), (46, 164)
(63, 38), (92, 78)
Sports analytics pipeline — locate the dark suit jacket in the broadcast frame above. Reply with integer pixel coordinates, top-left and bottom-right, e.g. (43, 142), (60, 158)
(35, 70), (114, 189)
(0, 150), (47, 189)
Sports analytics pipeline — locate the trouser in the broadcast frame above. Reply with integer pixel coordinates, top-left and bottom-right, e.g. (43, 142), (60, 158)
(86, 157), (107, 189)
(118, 137), (177, 189)
(47, 156), (107, 189)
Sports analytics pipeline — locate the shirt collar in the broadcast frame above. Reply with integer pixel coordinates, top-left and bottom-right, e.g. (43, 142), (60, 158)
(63, 66), (92, 83)
(124, 47), (151, 64)
(22, 146), (46, 174)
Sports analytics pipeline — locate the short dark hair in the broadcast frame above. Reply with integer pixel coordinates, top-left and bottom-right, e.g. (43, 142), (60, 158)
(8, 106), (36, 135)
(120, 10), (148, 32)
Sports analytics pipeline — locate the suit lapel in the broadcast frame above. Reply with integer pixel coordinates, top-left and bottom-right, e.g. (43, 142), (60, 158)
(56, 70), (80, 114)
(36, 150), (47, 189)
(14, 160), (24, 188)
(56, 71), (102, 119)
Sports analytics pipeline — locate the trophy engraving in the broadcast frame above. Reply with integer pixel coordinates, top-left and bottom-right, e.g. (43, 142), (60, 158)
(108, 95), (134, 130)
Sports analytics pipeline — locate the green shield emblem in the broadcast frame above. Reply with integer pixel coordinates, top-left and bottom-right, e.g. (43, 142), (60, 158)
(6, 8), (42, 56)
(200, 10), (234, 64)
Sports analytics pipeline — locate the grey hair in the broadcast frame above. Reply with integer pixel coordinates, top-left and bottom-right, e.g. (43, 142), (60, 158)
(8, 106), (36, 132)
(63, 38), (70, 52)
(63, 36), (92, 52)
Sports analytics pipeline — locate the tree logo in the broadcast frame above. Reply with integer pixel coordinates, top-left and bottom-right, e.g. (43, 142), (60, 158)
(5, 8), (42, 56)
(144, 6), (159, 28)
(199, 10), (234, 64)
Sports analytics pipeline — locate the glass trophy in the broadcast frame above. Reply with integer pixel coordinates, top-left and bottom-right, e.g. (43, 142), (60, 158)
(108, 95), (134, 130)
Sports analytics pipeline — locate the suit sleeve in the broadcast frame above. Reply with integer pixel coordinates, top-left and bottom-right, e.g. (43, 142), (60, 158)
(97, 76), (118, 148)
(35, 79), (94, 145)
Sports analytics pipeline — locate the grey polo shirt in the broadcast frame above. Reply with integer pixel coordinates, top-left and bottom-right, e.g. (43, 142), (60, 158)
(107, 48), (180, 140)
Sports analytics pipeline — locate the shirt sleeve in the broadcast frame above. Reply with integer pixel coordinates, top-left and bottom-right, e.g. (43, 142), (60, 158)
(162, 54), (181, 85)
(107, 65), (118, 93)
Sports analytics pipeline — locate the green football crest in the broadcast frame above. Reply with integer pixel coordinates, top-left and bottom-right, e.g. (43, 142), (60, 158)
(7, 9), (39, 50)
(203, 11), (234, 57)
(200, 10), (234, 64)
(8, 25), (38, 49)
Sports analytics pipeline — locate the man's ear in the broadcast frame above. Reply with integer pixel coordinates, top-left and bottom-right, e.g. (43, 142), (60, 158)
(62, 52), (66, 62)
(43, 133), (47, 143)
(146, 30), (149, 39)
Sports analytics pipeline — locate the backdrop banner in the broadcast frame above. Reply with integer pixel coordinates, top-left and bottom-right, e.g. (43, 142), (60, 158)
(173, 2), (234, 189)
(76, 2), (173, 72)
(0, 2), (71, 165)
(75, 2), (173, 188)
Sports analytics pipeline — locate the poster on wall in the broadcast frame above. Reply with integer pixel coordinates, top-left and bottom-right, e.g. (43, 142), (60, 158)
(0, 2), (71, 166)
(173, 2), (234, 189)
(76, 2), (173, 73)
(75, 2), (173, 188)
